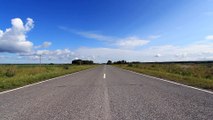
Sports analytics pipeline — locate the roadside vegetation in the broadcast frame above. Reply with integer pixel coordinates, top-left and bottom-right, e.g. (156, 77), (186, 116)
(0, 64), (96, 92)
(115, 63), (213, 90)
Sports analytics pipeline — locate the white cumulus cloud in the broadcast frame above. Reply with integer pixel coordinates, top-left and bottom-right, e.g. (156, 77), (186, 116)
(154, 54), (161, 57)
(74, 40), (213, 62)
(205, 35), (213, 40)
(23, 49), (75, 61)
(0, 18), (34, 53)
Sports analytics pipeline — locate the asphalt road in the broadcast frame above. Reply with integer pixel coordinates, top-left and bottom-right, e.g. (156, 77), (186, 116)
(0, 65), (213, 120)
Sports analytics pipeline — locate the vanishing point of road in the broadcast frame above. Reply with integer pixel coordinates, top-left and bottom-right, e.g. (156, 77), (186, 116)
(0, 65), (213, 120)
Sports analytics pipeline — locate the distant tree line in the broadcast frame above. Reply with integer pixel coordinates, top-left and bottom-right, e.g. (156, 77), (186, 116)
(113, 60), (127, 64)
(72, 59), (94, 65)
(106, 60), (213, 65)
(107, 60), (129, 64)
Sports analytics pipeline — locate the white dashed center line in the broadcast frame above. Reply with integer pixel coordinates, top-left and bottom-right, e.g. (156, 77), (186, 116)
(103, 73), (106, 79)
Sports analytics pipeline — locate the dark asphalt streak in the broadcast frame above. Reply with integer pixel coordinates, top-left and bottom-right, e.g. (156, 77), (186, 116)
(0, 65), (213, 120)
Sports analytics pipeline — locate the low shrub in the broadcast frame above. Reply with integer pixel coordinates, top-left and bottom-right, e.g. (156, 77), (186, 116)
(5, 66), (16, 77)
(63, 65), (69, 70)
(128, 63), (133, 67)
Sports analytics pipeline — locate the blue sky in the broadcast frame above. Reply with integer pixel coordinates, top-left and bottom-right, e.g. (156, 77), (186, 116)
(0, 0), (213, 63)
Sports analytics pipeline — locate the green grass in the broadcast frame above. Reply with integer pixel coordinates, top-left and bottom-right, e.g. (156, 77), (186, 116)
(115, 63), (213, 90)
(0, 64), (97, 92)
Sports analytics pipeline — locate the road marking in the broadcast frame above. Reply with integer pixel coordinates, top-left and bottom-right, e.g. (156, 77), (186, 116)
(103, 73), (112, 120)
(103, 85), (112, 120)
(118, 67), (213, 95)
(103, 73), (106, 79)
(0, 68), (96, 95)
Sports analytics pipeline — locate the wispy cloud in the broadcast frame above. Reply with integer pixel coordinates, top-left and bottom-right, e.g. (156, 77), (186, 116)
(115, 36), (149, 49)
(35, 41), (52, 49)
(59, 26), (113, 41)
(59, 26), (158, 49)
(148, 35), (161, 39)
(76, 32), (112, 41)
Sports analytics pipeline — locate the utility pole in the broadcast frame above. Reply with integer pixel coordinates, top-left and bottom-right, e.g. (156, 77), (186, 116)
(39, 55), (42, 66)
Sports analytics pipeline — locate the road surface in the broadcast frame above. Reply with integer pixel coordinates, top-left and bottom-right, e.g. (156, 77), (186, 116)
(0, 65), (213, 120)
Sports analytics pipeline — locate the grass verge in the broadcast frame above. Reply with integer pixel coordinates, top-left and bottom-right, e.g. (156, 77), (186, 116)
(115, 63), (213, 90)
(0, 64), (97, 92)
